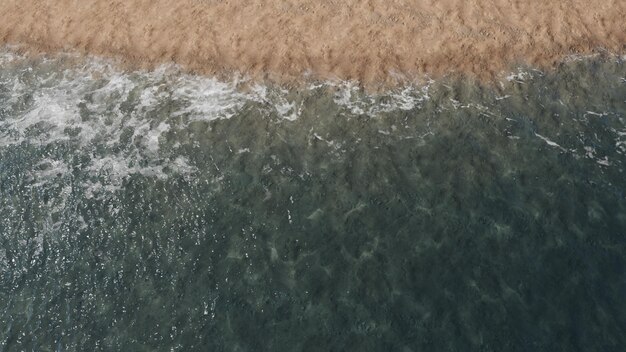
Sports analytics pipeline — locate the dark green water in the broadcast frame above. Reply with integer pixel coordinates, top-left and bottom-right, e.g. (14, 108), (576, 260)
(1, 51), (625, 351)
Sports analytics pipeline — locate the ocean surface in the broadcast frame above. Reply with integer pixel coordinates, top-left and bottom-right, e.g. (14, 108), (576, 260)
(1, 49), (625, 351)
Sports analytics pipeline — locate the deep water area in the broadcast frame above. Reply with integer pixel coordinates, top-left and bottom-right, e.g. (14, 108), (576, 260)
(1, 51), (625, 351)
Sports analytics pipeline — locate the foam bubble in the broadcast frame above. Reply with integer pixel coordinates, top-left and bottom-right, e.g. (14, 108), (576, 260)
(170, 75), (247, 121)
(506, 69), (533, 83)
(332, 81), (431, 116)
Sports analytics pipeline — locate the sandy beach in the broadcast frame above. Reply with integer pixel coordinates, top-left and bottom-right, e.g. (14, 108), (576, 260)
(0, 0), (624, 86)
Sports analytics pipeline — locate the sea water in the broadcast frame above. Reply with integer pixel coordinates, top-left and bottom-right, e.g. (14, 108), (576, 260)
(1, 49), (625, 351)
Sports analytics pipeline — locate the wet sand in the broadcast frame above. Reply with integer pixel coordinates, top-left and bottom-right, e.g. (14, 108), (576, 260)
(0, 0), (624, 87)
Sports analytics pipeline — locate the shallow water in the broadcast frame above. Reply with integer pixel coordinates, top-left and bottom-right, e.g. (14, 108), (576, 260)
(1, 51), (625, 351)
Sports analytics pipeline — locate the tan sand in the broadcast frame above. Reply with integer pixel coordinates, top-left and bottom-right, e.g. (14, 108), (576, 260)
(0, 0), (624, 87)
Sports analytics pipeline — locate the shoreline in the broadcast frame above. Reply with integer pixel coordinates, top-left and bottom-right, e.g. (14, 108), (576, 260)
(0, 0), (624, 88)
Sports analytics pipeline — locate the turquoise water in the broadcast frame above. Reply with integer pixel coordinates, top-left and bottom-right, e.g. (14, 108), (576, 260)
(1, 51), (625, 351)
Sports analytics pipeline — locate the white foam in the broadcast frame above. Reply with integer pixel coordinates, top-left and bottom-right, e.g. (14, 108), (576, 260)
(535, 133), (567, 151)
(584, 146), (596, 159)
(332, 81), (431, 117)
(140, 121), (171, 154)
(87, 156), (167, 180)
(83, 180), (123, 199)
(582, 146), (615, 167)
(0, 52), (235, 189)
(27, 159), (71, 188)
(584, 111), (609, 118)
(506, 69), (532, 83)
(597, 157), (611, 166)
(170, 75), (246, 121)
(0, 248), (7, 271)
(3, 92), (80, 146)
(616, 138), (626, 154)
(274, 100), (302, 121)
(4, 48), (623, 187)
(0, 48), (20, 64)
